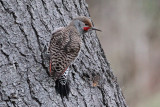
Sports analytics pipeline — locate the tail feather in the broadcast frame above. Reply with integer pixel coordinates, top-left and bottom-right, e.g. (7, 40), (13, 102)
(55, 79), (70, 99)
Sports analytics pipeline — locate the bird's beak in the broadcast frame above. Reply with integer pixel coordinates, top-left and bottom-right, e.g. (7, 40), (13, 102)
(91, 27), (102, 32)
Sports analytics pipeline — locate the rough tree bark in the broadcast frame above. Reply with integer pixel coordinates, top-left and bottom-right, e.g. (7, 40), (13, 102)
(0, 0), (127, 107)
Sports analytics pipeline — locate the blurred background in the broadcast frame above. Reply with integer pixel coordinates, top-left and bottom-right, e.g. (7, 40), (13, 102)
(86, 0), (160, 107)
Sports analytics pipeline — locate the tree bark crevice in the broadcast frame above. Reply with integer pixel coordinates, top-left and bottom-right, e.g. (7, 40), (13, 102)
(26, 75), (42, 106)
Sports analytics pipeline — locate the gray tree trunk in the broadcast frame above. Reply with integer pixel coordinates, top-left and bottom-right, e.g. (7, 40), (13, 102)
(0, 0), (127, 107)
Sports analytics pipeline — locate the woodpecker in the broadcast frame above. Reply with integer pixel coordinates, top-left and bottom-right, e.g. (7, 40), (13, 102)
(49, 16), (101, 99)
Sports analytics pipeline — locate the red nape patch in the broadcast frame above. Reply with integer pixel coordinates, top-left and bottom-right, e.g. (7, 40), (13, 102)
(83, 27), (90, 31)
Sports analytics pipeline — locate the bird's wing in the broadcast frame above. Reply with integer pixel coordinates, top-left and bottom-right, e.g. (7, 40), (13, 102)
(49, 27), (81, 80)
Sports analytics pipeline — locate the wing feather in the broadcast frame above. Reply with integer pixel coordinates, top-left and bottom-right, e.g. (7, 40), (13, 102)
(49, 26), (81, 80)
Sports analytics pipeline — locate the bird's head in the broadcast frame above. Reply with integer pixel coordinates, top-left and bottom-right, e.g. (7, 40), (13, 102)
(70, 16), (101, 34)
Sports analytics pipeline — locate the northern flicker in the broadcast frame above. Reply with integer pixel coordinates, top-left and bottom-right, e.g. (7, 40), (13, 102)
(49, 16), (101, 99)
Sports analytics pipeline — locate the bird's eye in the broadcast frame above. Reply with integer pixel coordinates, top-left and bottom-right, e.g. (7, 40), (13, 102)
(85, 24), (88, 26)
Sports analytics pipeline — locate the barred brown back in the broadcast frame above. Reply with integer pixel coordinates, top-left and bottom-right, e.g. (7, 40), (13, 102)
(49, 26), (81, 80)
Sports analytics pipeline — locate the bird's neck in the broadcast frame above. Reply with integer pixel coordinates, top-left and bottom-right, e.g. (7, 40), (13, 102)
(69, 20), (84, 35)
